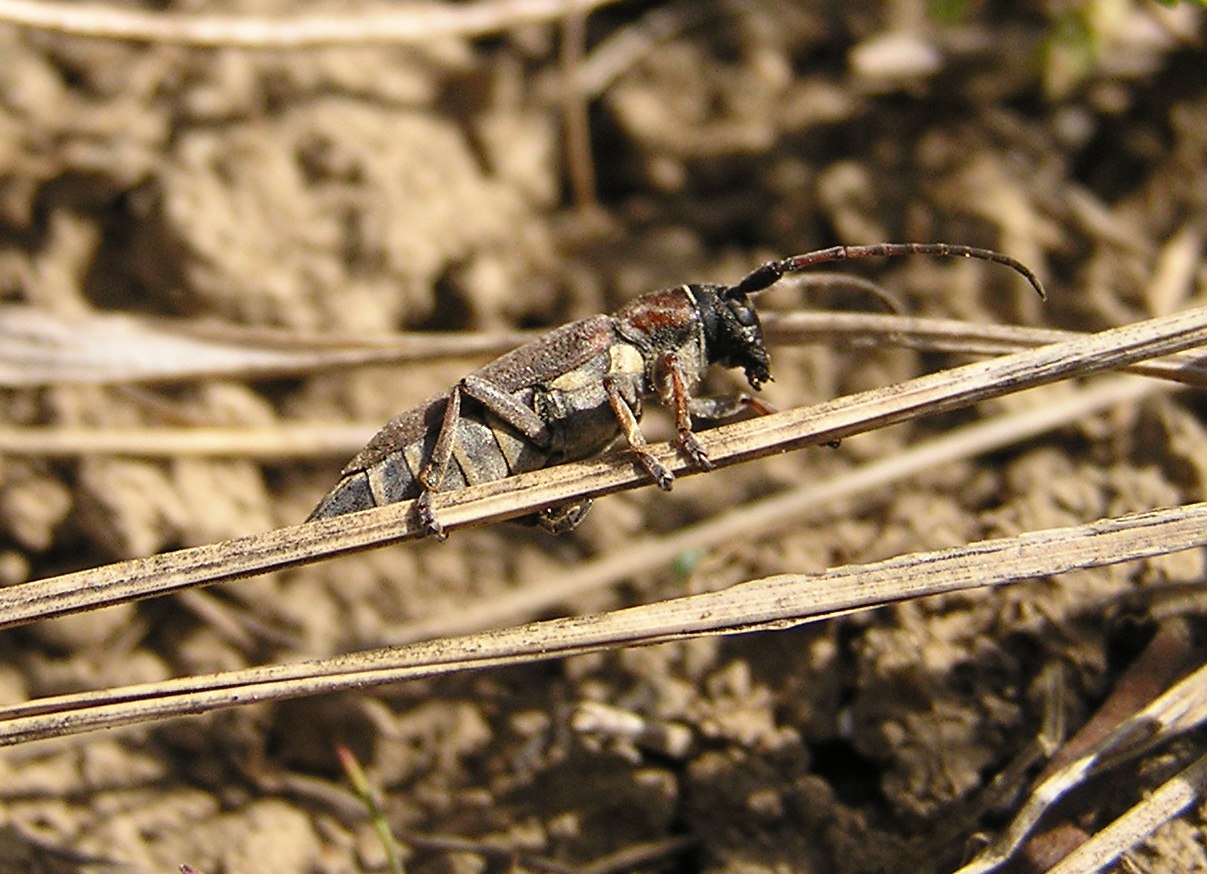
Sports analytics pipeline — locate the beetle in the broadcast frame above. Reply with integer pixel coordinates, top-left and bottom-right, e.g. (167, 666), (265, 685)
(308, 243), (1044, 536)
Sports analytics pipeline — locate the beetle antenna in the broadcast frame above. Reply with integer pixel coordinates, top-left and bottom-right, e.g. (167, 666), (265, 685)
(723, 242), (1046, 301)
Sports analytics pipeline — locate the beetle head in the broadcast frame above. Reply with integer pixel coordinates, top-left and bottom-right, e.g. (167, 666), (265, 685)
(693, 284), (772, 390)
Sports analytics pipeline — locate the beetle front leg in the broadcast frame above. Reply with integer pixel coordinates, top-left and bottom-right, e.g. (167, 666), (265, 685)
(604, 375), (673, 491)
(660, 352), (712, 470)
(688, 394), (776, 420)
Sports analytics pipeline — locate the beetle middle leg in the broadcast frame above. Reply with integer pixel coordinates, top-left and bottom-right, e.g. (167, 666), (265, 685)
(604, 374), (674, 491)
(660, 352), (776, 472)
(417, 375), (553, 537)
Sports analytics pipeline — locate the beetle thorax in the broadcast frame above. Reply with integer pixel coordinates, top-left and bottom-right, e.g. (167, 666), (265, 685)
(615, 286), (709, 380)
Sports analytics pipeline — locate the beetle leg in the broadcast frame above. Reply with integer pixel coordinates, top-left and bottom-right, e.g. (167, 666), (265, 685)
(462, 377), (584, 535)
(419, 388), (459, 491)
(461, 375), (552, 445)
(660, 352), (711, 470)
(417, 376), (555, 538)
(413, 385), (465, 538)
(529, 499), (594, 534)
(688, 394), (777, 420)
(604, 375), (673, 491)
(415, 491), (444, 539)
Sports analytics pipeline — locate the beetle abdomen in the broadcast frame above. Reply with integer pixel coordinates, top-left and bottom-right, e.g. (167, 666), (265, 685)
(307, 409), (551, 520)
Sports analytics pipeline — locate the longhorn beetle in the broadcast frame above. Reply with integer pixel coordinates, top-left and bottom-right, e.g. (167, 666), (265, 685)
(309, 243), (1045, 536)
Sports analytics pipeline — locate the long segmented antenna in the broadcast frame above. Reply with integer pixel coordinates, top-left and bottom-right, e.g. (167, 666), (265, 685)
(723, 243), (1046, 301)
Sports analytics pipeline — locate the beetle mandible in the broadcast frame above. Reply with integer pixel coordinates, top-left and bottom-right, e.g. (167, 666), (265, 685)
(308, 243), (1045, 537)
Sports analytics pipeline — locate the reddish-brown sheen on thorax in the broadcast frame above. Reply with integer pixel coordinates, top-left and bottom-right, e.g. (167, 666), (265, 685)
(615, 287), (696, 340)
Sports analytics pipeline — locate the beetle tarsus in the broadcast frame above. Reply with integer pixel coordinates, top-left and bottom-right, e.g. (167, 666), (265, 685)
(678, 430), (712, 470)
(416, 491), (447, 540)
(637, 452), (675, 491)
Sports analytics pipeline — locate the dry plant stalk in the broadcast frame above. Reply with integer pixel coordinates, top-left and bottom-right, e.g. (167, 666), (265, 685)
(0, 421), (378, 461)
(1047, 753), (1207, 874)
(380, 373), (1177, 645)
(0, 0), (623, 47)
(2, 305), (1207, 632)
(0, 305), (532, 387)
(2, 305), (1207, 869)
(1, 310), (1205, 467)
(955, 663), (1207, 874)
(0, 501), (1203, 745)
(2, 317), (1183, 646)
(559, 0), (597, 212)
(1, 305), (1205, 871)
(764, 312), (1207, 386)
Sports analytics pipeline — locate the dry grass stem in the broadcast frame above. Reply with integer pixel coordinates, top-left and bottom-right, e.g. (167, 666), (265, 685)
(1, 309), (1204, 464)
(560, 1), (596, 212)
(0, 368), (1193, 464)
(0, 422), (377, 459)
(0, 501), (1203, 745)
(568, 3), (712, 99)
(763, 312), (1207, 387)
(384, 374), (1174, 644)
(0, 306), (529, 387)
(942, 620), (1192, 870)
(0, 0), (623, 47)
(1046, 753), (1207, 874)
(3, 2), (1201, 868)
(955, 663), (1207, 874)
(2, 306), (1206, 631)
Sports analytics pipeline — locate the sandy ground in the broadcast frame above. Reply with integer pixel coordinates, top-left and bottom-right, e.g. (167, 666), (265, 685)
(1, 1), (1206, 872)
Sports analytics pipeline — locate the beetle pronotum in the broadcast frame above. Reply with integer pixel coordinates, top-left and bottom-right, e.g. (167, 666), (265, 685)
(309, 243), (1044, 536)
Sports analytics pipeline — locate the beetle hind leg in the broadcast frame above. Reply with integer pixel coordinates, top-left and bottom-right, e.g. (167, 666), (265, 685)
(414, 490), (445, 540)
(415, 377), (557, 539)
(411, 386), (464, 539)
(525, 499), (594, 535)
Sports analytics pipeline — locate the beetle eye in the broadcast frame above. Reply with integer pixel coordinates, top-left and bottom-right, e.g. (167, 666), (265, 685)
(727, 297), (758, 327)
